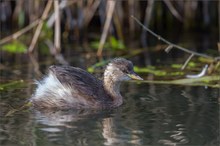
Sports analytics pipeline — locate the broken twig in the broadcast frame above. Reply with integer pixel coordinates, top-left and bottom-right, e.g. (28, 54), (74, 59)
(186, 64), (208, 78)
(131, 15), (214, 59)
(181, 54), (194, 70)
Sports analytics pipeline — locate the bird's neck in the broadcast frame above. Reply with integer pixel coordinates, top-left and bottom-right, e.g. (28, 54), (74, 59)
(103, 73), (123, 107)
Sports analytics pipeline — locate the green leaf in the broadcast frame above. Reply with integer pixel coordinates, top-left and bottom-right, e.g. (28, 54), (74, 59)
(41, 23), (53, 39)
(90, 41), (110, 50)
(109, 36), (125, 50)
(87, 67), (95, 73)
(90, 37), (125, 50)
(171, 64), (182, 69)
(110, 36), (117, 48)
(188, 62), (196, 67)
(0, 80), (24, 90)
(170, 75), (220, 84)
(170, 72), (184, 76)
(134, 66), (167, 76)
(1, 41), (27, 53)
(140, 75), (220, 88)
(90, 41), (100, 49)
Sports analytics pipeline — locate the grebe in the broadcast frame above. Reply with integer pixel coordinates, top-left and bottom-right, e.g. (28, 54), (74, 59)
(31, 58), (143, 109)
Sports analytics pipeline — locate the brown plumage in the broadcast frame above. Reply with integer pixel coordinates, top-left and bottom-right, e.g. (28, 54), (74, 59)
(31, 58), (143, 109)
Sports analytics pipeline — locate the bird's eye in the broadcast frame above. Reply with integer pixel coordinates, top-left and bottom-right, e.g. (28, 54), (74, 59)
(122, 68), (128, 73)
(128, 65), (133, 72)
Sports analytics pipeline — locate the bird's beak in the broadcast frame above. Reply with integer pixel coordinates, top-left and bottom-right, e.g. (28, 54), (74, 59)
(127, 72), (143, 80)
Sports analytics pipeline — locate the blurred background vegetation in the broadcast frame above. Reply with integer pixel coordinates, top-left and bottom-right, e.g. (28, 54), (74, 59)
(0, 0), (219, 81)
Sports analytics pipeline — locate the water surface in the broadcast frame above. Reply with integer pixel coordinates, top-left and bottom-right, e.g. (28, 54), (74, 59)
(0, 81), (219, 146)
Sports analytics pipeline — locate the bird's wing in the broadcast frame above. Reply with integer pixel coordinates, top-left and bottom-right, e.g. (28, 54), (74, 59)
(49, 65), (103, 102)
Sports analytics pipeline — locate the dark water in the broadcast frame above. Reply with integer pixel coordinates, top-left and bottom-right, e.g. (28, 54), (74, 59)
(0, 80), (219, 146)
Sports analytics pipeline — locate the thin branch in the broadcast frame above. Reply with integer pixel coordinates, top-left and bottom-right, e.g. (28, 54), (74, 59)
(28, 54), (41, 76)
(84, 0), (101, 27)
(113, 8), (123, 42)
(47, 0), (77, 27)
(97, 0), (116, 57)
(181, 54), (194, 70)
(131, 15), (214, 59)
(45, 39), (69, 65)
(165, 45), (173, 53)
(28, 0), (53, 53)
(163, 0), (183, 22)
(141, 0), (154, 47)
(54, 0), (61, 53)
(0, 19), (40, 45)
